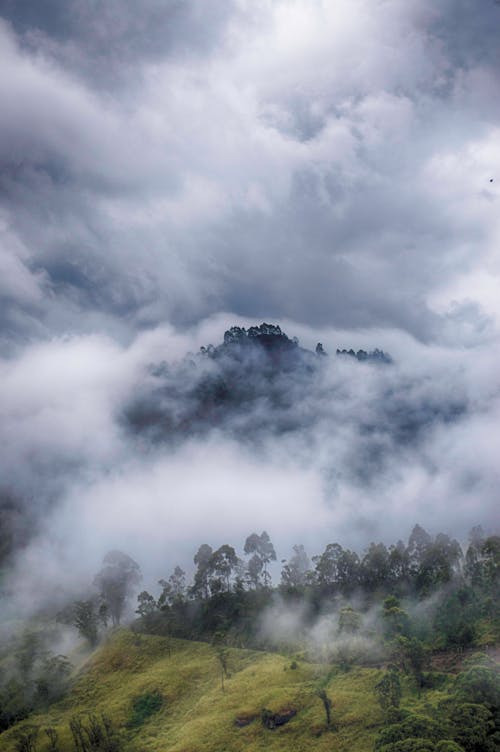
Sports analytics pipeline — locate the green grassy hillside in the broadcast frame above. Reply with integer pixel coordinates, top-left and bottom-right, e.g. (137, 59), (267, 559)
(0, 629), (467, 752)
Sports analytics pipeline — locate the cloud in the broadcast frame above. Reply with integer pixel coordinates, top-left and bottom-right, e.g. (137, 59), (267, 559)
(1, 321), (499, 611)
(0, 1), (499, 342)
(1, 2), (500, 615)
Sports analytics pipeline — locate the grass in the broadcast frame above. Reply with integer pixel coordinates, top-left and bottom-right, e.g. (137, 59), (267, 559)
(0, 629), (459, 752)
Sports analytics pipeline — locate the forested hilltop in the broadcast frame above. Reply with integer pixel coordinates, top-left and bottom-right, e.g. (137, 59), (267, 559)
(125, 322), (393, 442)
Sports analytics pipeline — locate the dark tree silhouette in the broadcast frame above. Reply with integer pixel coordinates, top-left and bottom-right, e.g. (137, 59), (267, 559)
(244, 531), (276, 587)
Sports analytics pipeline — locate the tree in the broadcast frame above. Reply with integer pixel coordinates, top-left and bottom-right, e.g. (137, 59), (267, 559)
(135, 590), (158, 622)
(244, 531), (276, 587)
(168, 566), (186, 601)
(191, 544), (213, 599)
(313, 543), (342, 591)
(416, 534), (463, 593)
(280, 544), (311, 590)
(212, 632), (229, 691)
(246, 553), (263, 589)
(407, 524), (432, 584)
(388, 540), (412, 590)
(34, 655), (71, 708)
(94, 551), (141, 626)
(361, 542), (391, 593)
(374, 713), (443, 750)
(72, 601), (99, 647)
(476, 535), (500, 591)
(44, 728), (59, 752)
(312, 543), (360, 595)
(338, 605), (361, 635)
(375, 667), (402, 713)
(448, 703), (495, 752)
(209, 545), (238, 592)
(69, 714), (120, 752)
(453, 655), (500, 708)
(464, 527), (485, 586)
(158, 566), (187, 608)
(13, 726), (39, 752)
(393, 636), (429, 692)
(382, 595), (410, 639)
(316, 688), (333, 728)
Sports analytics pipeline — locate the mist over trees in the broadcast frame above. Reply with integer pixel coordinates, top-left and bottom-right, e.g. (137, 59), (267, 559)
(125, 523), (499, 658)
(123, 323), (399, 444)
(0, 520), (498, 748)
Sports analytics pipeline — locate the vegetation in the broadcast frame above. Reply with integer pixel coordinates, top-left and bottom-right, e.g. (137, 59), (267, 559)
(0, 520), (497, 752)
(0, 631), (497, 752)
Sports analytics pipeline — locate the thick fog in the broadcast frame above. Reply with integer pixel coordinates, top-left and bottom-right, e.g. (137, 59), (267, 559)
(0, 2), (499, 610)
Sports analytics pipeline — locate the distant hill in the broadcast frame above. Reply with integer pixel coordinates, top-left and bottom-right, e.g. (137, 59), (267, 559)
(125, 322), (392, 442)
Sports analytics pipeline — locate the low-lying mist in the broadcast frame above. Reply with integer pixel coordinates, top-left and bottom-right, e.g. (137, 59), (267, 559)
(0, 317), (499, 622)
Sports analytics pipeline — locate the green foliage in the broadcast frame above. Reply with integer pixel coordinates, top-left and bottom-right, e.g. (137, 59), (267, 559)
(453, 658), (500, 708)
(127, 690), (163, 728)
(338, 606), (361, 635)
(13, 726), (39, 752)
(34, 654), (71, 708)
(1, 628), (498, 752)
(383, 597), (410, 639)
(393, 637), (429, 689)
(244, 531), (276, 588)
(0, 678), (32, 731)
(375, 668), (402, 712)
(69, 713), (120, 752)
(44, 727), (59, 752)
(280, 544), (311, 591)
(434, 742), (465, 752)
(73, 601), (100, 647)
(448, 703), (495, 752)
(315, 688), (333, 728)
(375, 714), (444, 750)
(379, 740), (435, 752)
(312, 543), (360, 596)
(0, 632), (71, 732)
(433, 587), (479, 649)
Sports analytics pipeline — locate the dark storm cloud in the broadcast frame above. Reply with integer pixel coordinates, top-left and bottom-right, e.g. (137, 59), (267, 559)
(2, 0), (238, 87)
(0, 0), (499, 343)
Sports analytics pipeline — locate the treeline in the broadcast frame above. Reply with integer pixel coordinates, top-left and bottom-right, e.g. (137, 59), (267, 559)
(138, 525), (497, 652)
(4, 523), (495, 734)
(63, 524), (499, 652)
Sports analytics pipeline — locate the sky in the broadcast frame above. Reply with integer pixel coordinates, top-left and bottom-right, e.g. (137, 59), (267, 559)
(0, 1), (499, 603)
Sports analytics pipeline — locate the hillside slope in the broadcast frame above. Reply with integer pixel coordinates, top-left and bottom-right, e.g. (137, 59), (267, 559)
(0, 629), (468, 752)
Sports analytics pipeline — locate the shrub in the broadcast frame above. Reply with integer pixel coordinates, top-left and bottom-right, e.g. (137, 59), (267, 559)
(375, 668), (402, 712)
(13, 726), (39, 752)
(435, 742), (465, 752)
(69, 714), (120, 752)
(453, 664), (500, 708)
(375, 714), (444, 750)
(127, 690), (163, 728)
(379, 739), (435, 752)
(448, 703), (494, 752)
